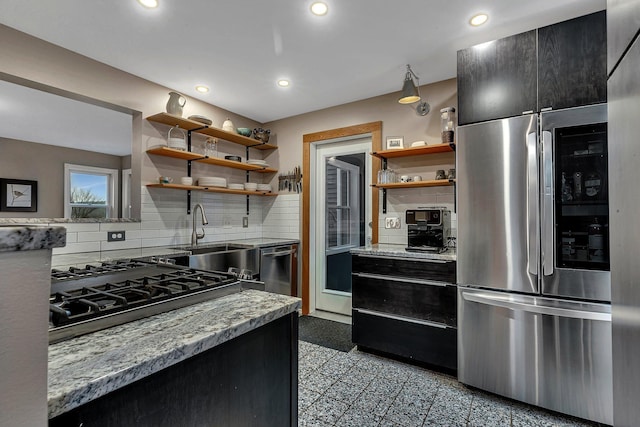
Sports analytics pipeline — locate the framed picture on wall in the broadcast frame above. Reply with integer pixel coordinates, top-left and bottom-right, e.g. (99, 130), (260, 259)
(0, 178), (38, 212)
(385, 136), (404, 150)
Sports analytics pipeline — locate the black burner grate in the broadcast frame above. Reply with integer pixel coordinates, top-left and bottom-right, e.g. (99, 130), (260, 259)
(49, 261), (239, 340)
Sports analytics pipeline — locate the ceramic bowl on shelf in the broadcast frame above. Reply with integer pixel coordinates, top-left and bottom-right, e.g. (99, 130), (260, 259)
(188, 115), (212, 126)
(224, 155), (242, 162)
(237, 128), (252, 137)
(244, 182), (258, 191)
(257, 184), (272, 192)
(228, 183), (245, 190)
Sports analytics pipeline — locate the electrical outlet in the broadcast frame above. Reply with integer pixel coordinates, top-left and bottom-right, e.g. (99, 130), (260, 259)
(107, 231), (126, 242)
(385, 217), (400, 229)
(223, 216), (232, 228)
(242, 217), (249, 228)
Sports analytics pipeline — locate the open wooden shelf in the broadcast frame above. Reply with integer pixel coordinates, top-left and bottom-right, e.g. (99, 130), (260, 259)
(147, 146), (277, 173)
(371, 143), (455, 160)
(372, 179), (455, 189)
(146, 113), (278, 151)
(147, 146), (204, 160)
(147, 183), (277, 196)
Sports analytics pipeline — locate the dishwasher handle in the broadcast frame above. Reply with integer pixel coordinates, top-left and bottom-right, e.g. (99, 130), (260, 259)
(262, 249), (295, 257)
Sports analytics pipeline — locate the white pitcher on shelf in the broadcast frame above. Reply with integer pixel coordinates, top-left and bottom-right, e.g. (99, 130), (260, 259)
(166, 91), (186, 116)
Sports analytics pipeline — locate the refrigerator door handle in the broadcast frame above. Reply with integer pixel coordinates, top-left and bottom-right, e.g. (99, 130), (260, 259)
(527, 131), (539, 276)
(542, 130), (554, 276)
(461, 291), (611, 322)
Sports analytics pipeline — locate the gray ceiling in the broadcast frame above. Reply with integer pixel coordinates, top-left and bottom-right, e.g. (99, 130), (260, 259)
(0, 0), (605, 124)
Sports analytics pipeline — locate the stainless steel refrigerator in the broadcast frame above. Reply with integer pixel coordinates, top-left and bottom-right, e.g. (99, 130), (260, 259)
(456, 104), (613, 425)
(607, 0), (640, 425)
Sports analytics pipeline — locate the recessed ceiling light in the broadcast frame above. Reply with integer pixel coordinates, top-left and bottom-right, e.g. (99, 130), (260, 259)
(277, 80), (290, 88)
(310, 2), (328, 16)
(137, 0), (158, 9)
(195, 85), (209, 93)
(470, 13), (489, 26)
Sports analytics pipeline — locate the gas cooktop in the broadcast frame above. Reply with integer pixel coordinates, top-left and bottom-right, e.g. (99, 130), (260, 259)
(49, 260), (241, 344)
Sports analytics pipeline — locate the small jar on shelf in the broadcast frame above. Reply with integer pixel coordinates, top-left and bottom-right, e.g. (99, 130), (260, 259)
(440, 107), (456, 143)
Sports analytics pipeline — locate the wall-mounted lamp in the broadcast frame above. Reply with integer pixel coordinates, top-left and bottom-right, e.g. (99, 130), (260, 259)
(398, 64), (430, 116)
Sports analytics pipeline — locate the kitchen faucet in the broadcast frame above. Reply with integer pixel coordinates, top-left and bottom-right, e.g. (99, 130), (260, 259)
(191, 203), (208, 246)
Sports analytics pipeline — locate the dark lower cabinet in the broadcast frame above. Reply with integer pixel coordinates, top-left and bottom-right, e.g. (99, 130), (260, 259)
(49, 313), (298, 427)
(538, 11), (607, 110)
(457, 30), (537, 126)
(352, 309), (457, 372)
(351, 254), (457, 373)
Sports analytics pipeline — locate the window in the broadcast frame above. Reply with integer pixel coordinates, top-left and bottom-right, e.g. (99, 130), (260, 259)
(64, 164), (119, 219)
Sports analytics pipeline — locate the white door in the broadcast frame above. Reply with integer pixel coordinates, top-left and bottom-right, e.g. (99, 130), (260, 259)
(312, 138), (371, 315)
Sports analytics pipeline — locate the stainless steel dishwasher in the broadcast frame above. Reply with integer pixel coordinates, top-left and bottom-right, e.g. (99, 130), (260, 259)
(260, 244), (298, 296)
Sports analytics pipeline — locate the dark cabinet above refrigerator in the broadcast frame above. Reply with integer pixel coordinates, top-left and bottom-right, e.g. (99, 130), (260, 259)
(538, 11), (608, 111)
(457, 11), (607, 126)
(456, 30), (537, 126)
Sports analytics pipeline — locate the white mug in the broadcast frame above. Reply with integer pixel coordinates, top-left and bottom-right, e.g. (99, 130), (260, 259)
(180, 177), (193, 186)
(400, 175), (411, 183)
(413, 175), (422, 182)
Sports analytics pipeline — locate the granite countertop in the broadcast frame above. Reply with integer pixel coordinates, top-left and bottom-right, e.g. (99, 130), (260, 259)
(48, 290), (301, 419)
(173, 238), (300, 250)
(351, 243), (456, 261)
(0, 225), (66, 252)
(51, 238), (299, 269)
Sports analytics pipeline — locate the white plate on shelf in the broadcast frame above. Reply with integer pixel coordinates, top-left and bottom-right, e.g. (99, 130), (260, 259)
(247, 159), (268, 166)
(257, 184), (272, 191)
(228, 183), (245, 190)
(198, 177), (227, 187)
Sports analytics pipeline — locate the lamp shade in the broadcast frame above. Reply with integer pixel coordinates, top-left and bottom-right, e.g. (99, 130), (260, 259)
(399, 74), (420, 104)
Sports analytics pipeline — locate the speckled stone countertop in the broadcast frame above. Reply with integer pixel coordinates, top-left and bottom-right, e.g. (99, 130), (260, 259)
(351, 243), (456, 261)
(48, 290), (301, 419)
(0, 225), (66, 252)
(51, 239), (299, 269)
(173, 237), (300, 250)
(0, 218), (140, 224)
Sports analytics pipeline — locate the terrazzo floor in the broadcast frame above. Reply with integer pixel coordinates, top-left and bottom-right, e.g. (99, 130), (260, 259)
(297, 341), (601, 427)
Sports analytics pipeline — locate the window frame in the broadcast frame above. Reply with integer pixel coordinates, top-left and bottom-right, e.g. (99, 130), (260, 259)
(64, 163), (119, 219)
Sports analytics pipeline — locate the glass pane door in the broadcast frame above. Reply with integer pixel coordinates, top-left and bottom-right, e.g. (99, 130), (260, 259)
(555, 122), (609, 271)
(325, 157), (361, 293)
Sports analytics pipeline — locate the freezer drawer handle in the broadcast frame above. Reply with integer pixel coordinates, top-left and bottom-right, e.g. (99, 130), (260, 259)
(355, 308), (448, 329)
(262, 250), (295, 257)
(462, 292), (611, 322)
(352, 272), (448, 287)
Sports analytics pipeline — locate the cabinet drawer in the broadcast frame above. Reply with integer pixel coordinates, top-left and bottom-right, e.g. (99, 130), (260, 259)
(352, 273), (456, 327)
(352, 255), (456, 284)
(352, 309), (457, 371)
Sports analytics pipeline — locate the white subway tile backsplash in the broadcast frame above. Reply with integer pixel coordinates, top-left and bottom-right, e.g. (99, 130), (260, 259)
(100, 239), (143, 251)
(76, 231), (108, 242)
(99, 222), (142, 232)
(62, 223), (101, 233)
(53, 241), (101, 255)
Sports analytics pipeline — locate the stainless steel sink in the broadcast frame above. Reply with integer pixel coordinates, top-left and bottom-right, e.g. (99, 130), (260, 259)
(171, 244), (260, 277)
(173, 243), (252, 255)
